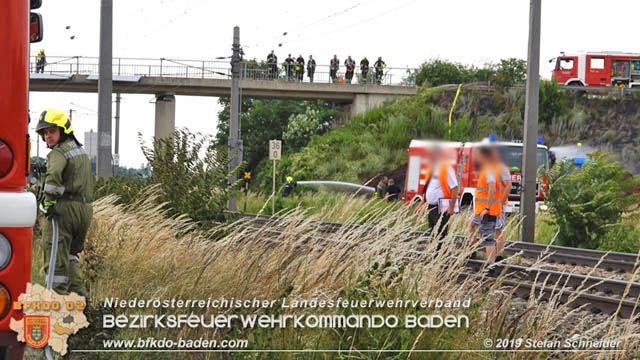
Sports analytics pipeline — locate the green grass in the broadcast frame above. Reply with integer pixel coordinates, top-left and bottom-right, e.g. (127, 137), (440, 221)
(31, 216), (45, 287)
(62, 191), (640, 359)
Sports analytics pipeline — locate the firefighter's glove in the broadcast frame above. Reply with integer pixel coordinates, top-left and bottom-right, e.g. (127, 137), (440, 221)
(44, 200), (58, 220)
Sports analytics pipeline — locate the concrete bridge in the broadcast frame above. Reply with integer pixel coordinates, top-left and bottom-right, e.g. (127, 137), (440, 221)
(29, 56), (418, 139)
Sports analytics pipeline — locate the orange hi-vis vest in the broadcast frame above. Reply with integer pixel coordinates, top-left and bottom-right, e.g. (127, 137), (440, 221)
(474, 164), (503, 217)
(496, 162), (510, 205)
(422, 162), (454, 201)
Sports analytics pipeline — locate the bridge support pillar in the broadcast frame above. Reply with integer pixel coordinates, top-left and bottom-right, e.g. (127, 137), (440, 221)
(154, 94), (176, 140)
(348, 93), (396, 120)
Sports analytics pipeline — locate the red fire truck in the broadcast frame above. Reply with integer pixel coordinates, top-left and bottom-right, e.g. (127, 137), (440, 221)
(403, 140), (462, 204)
(551, 51), (640, 88)
(404, 137), (550, 214)
(0, 0), (40, 358)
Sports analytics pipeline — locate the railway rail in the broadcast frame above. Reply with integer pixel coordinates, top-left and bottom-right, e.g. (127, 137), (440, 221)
(230, 212), (640, 273)
(227, 212), (640, 318)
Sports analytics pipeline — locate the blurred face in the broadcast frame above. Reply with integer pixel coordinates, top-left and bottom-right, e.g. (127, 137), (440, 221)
(388, 179), (394, 186)
(492, 148), (501, 163)
(42, 126), (60, 148)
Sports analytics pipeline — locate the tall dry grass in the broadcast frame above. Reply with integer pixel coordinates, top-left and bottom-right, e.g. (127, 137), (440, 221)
(78, 189), (640, 359)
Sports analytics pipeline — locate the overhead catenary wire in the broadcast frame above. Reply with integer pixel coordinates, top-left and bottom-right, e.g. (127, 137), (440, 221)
(247, 0), (385, 53)
(278, 0), (417, 47)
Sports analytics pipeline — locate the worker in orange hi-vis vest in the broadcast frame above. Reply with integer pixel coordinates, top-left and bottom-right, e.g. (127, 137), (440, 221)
(423, 159), (459, 255)
(468, 146), (503, 277)
(492, 147), (512, 263)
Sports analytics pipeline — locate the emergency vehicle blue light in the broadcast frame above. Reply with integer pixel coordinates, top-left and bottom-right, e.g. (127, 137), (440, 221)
(489, 134), (497, 142)
(573, 157), (585, 165)
(537, 136), (543, 144)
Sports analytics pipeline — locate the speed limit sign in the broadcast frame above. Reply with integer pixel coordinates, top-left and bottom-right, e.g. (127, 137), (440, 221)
(269, 140), (281, 161)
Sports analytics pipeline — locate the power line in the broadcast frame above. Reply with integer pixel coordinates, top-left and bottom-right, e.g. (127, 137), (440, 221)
(70, 102), (97, 113)
(248, 0), (371, 50)
(279, 0), (416, 47)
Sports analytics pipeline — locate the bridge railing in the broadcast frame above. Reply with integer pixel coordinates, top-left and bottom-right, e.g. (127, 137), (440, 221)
(30, 56), (417, 86)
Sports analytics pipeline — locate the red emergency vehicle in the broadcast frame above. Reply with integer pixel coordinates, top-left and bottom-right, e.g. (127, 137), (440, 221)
(404, 138), (550, 214)
(551, 51), (640, 88)
(0, 0), (38, 358)
(403, 140), (462, 204)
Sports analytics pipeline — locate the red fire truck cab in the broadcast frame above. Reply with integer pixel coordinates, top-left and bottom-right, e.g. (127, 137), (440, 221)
(551, 51), (640, 88)
(459, 139), (549, 214)
(0, 0), (38, 358)
(404, 138), (550, 214)
(403, 140), (462, 204)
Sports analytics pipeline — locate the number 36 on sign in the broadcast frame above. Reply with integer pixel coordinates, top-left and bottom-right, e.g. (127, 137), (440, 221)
(269, 140), (281, 161)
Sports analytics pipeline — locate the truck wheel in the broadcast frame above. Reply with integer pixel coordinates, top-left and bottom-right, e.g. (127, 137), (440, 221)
(460, 194), (473, 210)
(568, 81), (586, 96)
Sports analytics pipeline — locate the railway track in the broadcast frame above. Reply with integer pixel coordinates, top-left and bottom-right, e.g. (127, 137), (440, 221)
(229, 212), (640, 273)
(227, 212), (640, 318)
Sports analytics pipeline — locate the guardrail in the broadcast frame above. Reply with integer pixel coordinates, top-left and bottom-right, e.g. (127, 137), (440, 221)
(30, 55), (417, 86)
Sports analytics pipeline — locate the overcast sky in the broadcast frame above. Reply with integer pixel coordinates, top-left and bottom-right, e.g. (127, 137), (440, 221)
(29, 0), (640, 168)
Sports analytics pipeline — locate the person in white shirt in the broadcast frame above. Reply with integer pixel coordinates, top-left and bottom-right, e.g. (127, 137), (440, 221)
(424, 160), (459, 253)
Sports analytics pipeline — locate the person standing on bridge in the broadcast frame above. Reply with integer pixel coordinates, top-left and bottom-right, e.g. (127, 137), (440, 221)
(295, 55), (305, 82)
(267, 50), (278, 80)
(307, 55), (316, 83)
(374, 57), (386, 85)
(283, 54), (295, 81)
(36, 108), (93, 298)
(360, 56), (370, 84)
(344, 56), (355, 84)
(36, 49), (46, 73)
(330, 55), (339, 83)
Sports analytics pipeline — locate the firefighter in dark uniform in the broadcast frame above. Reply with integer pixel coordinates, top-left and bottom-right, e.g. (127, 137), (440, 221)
(283, 176), (297, 197)
(360, 56), (370, 83)
(295, 55), (305, 82)
(307, 55), (316, 83)
(36, 49), (47, 73)
(330, 55), (339, 83)
(266, 50), (278, 80)
(283, 54), (295, 81)
(344, 56), (355, 84)
(36, 109), (93, 298)
(374, 57), (386, 85)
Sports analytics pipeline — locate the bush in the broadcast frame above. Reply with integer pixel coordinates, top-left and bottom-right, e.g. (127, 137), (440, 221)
(283, 107), (330, 151)
(140, 129), (244, 224)
(94, 174), (146, 204)
(539, 79), (568, 125)
(413, 58), (526, 88)
(95, 129), (243, 226)
(544, 152), (640, 250)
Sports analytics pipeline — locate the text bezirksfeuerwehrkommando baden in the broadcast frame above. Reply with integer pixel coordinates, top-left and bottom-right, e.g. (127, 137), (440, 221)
(103, 297), (471, 310)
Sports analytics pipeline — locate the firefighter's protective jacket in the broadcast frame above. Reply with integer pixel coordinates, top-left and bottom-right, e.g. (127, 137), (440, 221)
(43, 138), (94, 203)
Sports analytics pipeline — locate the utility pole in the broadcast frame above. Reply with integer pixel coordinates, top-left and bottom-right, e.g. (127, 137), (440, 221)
(228, 26), (242, 211)
(114, 93), (121, 174)
(519, 0), (541, 243)
(97, 0), (113, 178)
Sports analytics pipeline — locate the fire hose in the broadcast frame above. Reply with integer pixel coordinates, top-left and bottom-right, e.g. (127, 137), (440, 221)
(43, 208), (59, 360)
(34, 164), (57, 359)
